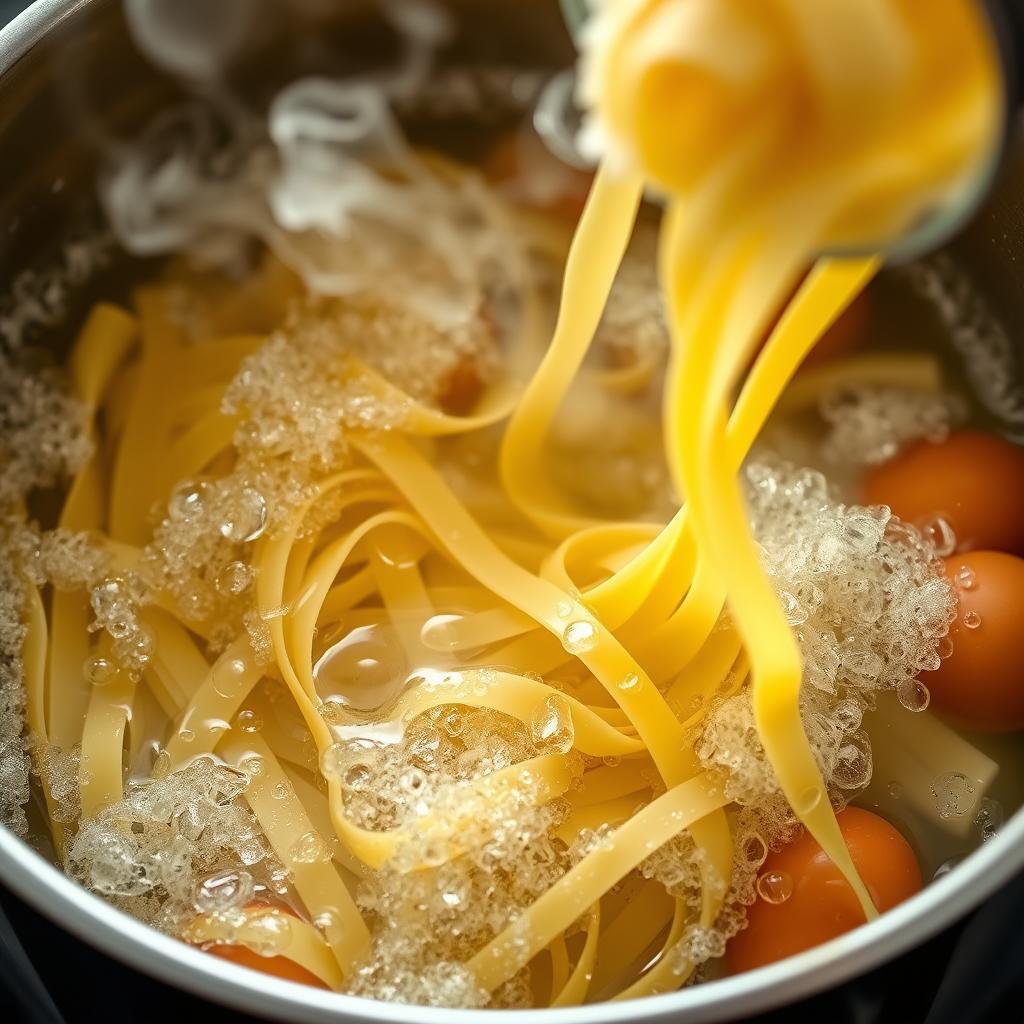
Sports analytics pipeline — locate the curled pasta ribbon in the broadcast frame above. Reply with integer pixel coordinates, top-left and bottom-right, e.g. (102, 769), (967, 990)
(468, 772), (727, 993)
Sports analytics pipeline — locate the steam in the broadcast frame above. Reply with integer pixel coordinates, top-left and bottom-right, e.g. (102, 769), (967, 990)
(109, 0), (512, 326)
(123, 0), (261, 82)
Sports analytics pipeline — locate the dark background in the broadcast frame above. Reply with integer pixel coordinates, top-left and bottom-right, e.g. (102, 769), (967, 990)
(2, 0), (1024, 1021)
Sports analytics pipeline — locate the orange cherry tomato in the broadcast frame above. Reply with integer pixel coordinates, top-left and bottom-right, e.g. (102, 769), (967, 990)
(727, 807), (922, 974)
(922, 551), (1024, 732)
(206, 940), (328, 989)
(862, 430), (1024, 556)
(199, 903), (328, 990)
(483, 127), (593, 223)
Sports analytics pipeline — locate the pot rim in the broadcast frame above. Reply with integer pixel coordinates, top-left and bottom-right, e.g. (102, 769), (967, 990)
(2, 2), (1023, 1022)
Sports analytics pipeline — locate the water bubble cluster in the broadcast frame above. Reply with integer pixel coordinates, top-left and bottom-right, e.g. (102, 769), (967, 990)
(820, 384), (967, 467)
(698, 462), (954, 810)
(89, 574), (154, 679)
(66, 757), (279, 932)
(931, 771), (975, 820)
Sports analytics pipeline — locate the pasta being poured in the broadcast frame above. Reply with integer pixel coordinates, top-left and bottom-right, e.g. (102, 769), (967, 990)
(2, 0), (1011, 1010)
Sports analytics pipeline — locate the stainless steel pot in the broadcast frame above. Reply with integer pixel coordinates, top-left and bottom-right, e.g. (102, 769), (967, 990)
(2, 2), (1024, 1021)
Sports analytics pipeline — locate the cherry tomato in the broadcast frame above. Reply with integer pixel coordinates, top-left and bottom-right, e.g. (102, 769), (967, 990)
(727, 807), (922, 974)
(206, 940), (328, 989)
(862, 430), (1024, 556)
(198, 903), (328, 990)
(483, 127), (593, 223)
(922, 551), (1024, 732)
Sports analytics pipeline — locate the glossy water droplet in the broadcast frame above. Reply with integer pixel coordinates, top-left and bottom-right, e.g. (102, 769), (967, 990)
(531, 694), (575, 753)
(556, 600), (574, 619)
(169, 481), (206, 522)
(931, 771), (974, 820)
(84, 655), (116, 686)
(240, 754), (265, 779)
(313, 908), (343, 944)
(954, 565), (976, 591)
(975, 797), (1003, 842)
(561, 620), (597, 655)
(618, 673), (640, 692)
(220, 487), (267, 543)
(212, 658), (249, 699)
(216, 560), (254, 596)
(897, 678), (930, 713)
(271, 781), (290, 800)
(235, 709), (262, 733)
(756, 871), (793, 904)
(290, 831), (329, 864)
(921, 515), (956, 557)
(313, 623), (406, 713)
(194, 869), (254, 914)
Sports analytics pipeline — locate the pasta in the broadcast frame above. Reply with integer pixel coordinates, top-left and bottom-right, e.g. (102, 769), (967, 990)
(1, 0), (1008, 1010)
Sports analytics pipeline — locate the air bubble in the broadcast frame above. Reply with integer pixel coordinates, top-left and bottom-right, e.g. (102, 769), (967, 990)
(168, 482), (206, 522)
(756, 871), (792, 904)
(212, 659), (249, 699)
(954, 565), (976, 591)
(320, 742), (347, 779)
(290, 831), (329, 864)
(531, 695), (575, 754)
(271, 782), (290, 800)
(216, 560), (254, 596)
(235, 709), (263, 733)
(962, 610), (982, 630)
(921, 516), (956, 557)
(561, 620), (597, 655)
(897, 679), (930, 713)
(219, 487), (268, 543)
(84, 655), (116, 686)
(741, 833), (768, 867)
(975, 797), (1003, 842)
(194, 869), (254, 914)
(313, 908), (343, 945)
(399, 768), (427, 794)
(345, 764), (372, 790)
(931, 772), (974, 820)
(441, 708), (464, 737)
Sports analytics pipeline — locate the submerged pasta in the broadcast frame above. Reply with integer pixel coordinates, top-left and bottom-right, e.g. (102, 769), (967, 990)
(0, 0), (1013, 1010)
